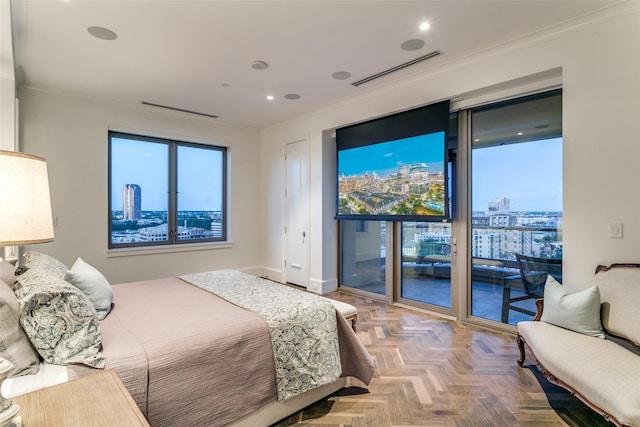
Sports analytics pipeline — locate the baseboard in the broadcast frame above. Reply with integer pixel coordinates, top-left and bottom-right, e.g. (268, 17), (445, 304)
(238, 266), (283, 283)
(239, 267), (337, 295)
(309, 277), (338, 294)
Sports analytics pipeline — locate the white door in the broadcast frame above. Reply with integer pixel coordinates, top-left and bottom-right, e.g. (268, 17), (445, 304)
(285, 140), (308, 287)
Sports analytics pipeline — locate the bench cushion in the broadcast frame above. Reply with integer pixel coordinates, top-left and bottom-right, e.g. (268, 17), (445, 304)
(323, 297), (358, 330)
(519, 321), (640, 426)
(593, 266), (640, 346)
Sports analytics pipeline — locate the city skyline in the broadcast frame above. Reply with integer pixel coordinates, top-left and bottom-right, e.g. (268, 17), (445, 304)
(338, 132), (445, 178)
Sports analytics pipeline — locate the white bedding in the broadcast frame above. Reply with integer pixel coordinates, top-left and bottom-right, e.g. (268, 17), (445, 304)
(2, 363), (68, 398)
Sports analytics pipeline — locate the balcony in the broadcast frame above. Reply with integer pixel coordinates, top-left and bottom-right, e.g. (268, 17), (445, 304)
(341, 224), (562, 326)
(402, 256), (535, 325)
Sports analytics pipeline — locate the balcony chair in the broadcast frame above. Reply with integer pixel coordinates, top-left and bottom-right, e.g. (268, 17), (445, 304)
(501, 254), (562, 323)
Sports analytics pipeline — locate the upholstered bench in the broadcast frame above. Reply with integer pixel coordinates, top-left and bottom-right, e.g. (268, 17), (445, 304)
(517, 264), (640, 427)
(325, 298), (358, 331)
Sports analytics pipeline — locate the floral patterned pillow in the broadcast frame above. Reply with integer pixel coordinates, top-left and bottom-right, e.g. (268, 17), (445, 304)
(18, 274), (105, 369)
(16, 251), (68, 278)
(13, 266), (60, 298)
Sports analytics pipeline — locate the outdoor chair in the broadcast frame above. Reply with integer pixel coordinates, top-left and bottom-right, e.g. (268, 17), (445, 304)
(501, 254), (562, 323)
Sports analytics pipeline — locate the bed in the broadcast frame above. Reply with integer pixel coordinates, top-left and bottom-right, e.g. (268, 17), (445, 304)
(0, 253), (375, 427)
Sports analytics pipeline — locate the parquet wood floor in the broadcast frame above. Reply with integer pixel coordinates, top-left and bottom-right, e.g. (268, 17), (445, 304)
(273, 291), (613, 427)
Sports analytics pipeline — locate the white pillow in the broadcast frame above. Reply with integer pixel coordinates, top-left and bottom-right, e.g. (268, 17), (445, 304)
(540, 275), (604, 338)
(64, 258), (113, 320)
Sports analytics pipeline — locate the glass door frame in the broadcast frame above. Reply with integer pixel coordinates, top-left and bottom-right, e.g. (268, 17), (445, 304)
(336, 220), (394, 304)
(337, 108), (526, 331)
(393, 221), (460, 318)
(337, 114), (466, 320)
(337, 85), (561, 334)
(460, 106), (518, 333)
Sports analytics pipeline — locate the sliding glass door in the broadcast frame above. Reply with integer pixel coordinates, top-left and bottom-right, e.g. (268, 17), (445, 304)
(339, 221), (388, 298)
(338, 89), (562, 328)
(470, 90), (563, 325)
(399, 221), (452, 308)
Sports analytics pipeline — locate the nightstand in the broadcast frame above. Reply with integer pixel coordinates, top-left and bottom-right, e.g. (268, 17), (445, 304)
(12, 369), (149, 427)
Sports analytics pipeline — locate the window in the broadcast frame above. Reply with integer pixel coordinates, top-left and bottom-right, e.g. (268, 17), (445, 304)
(339, 89), (562, 327)
(108, 131), (227, 248)
(470, 90), (562, 325)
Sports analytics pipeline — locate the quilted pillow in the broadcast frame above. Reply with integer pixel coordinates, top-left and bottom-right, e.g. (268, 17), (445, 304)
(19, 275), (105, 369)
(65, 258), (114, 320)
(0, 260), (17, 288)
(541, 275), (605, 338)
(17, 251), (68, 278)
(0, 262), (40, 377)
(13, 266), (62, 298)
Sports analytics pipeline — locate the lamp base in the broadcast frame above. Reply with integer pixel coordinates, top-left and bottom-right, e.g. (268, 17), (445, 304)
(0, 404), (19, 427)
(0, 358), (19, 427)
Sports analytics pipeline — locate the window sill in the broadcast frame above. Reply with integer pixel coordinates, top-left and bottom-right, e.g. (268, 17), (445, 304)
(105, 241), (234, 258)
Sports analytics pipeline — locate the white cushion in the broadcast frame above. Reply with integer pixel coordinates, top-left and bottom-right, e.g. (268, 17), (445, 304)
(325, 298), (357, 318)
(593, 266), (640, 346)
(540, 276), (604, 338)
(518, 321), (640, 427)
(64, 258), (113, 320)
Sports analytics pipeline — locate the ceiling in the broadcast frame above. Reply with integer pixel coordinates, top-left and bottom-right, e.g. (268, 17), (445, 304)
(9, 0), (621, 129)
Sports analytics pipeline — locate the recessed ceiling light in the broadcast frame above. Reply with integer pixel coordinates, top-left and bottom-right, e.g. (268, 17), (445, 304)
(251, 61), (269, 70)
(517, 132), (524, 136)
(332, 71), (351, 80)
(400, 39), (425, 51)
(87, 26), (118, 41)
(284, 93), (301, 100)
(266, 95), (275, 101)
(419, 22), (431, 31)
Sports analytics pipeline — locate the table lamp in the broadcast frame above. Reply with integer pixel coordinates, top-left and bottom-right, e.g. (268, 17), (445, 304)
(0, 150), (55, 426)
(0, 150), (54, 257)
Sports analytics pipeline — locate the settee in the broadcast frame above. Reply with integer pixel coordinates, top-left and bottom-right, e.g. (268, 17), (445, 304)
(517, 264), (640, 427)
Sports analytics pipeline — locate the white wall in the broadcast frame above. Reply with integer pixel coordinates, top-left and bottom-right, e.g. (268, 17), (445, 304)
(260, 2), (640, 291)
(1, 0), (16, 151)
(19, 88), (262, 284)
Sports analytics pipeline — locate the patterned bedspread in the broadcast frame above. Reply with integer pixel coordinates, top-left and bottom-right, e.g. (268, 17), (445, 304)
(179, 269), (342, 401)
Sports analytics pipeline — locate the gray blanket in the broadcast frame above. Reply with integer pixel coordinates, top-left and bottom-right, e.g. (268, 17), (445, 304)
(180, 269), (341, 400)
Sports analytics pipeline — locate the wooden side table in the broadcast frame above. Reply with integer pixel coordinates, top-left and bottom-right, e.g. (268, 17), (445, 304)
(12, 369), (149, 427)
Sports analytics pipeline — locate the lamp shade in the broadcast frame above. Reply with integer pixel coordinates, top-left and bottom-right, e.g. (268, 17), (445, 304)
(0, 150), (54, 246)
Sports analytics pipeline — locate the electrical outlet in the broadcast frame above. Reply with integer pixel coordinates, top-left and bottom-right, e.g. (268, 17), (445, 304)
(609, 222), (623, 238)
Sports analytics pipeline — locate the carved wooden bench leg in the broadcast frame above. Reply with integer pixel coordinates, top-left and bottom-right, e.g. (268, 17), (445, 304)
(516, 333), (526, 367)
(344, 313), (357, 332)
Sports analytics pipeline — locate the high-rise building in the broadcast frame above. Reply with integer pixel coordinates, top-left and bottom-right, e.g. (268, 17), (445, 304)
(123, 184), (141, 220)
(488, 197), (510, 214)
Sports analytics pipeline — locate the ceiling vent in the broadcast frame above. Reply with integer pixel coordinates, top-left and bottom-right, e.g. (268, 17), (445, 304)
(141, 101), (219, 119)
(351, 50), (443, 87)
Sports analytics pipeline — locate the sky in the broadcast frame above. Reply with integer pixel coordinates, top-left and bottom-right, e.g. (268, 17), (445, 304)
(111, 134), (561, 214)
(338, 132), (445, 178)
(472, 137), (562, 212)
(111, 137), (223, 211)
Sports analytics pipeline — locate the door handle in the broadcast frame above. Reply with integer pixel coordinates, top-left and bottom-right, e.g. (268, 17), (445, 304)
(302, 231), (306, 243)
